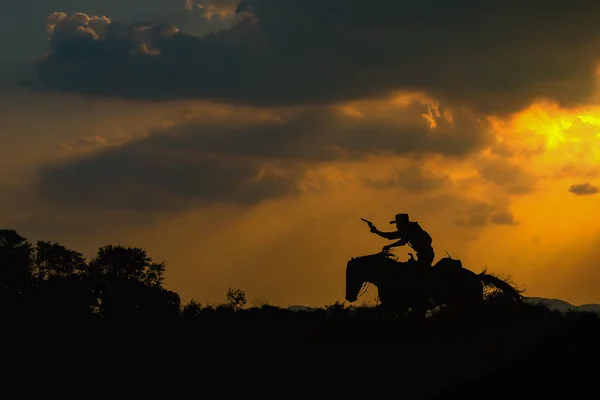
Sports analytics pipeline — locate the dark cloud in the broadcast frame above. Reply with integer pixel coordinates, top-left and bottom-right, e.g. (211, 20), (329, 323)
(476, 157), (537, 194)
(1, 0), (240, 63)
(454, 202), (518, 227)
(32, 99), (488, 211)
(153, 102), (488, 161)
(569, 182), (599, 196)
(490, 211), (519, 226)
(35, 141), (300, 212)
(364, 165), (451, 193)
(555, 164), (600, 180)
(28, 0), (600, 114)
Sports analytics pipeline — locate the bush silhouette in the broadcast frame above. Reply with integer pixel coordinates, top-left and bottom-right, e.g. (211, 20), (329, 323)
(225, 287), (247, 311)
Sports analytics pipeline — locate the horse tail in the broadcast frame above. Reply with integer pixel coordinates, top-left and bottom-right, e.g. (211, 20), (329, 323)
(478, 267), (525, 304)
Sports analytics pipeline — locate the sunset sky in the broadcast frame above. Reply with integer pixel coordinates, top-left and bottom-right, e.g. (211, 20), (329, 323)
(2, 0), (600, 307)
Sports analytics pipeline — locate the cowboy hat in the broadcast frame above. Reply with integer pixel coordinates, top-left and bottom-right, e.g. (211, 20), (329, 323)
(390, 213), (410, 224)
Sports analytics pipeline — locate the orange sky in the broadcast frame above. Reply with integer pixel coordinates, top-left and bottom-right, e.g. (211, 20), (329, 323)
(2, 87), (599, 307)
(2, 2), (600, 307)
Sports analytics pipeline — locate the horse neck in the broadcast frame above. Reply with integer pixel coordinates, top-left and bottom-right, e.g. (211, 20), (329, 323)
(354, 256), (388, 285)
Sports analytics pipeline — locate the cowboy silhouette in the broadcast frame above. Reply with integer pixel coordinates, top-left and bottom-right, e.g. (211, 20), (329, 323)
(368, 213), (435, 268)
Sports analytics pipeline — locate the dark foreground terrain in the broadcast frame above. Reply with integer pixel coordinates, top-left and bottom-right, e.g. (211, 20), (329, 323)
(181, 301), (599, 399)
(8, 299), (599, 399)
(2, 228), (598, 398)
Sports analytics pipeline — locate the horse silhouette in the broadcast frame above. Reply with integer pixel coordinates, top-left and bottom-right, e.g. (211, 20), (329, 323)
(345, 251), (523, 317)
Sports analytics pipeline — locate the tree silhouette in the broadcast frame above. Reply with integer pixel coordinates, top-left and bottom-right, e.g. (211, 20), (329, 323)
(181, 298), (204, 319)
(33, 240), (87, 280)
(83, 245), (179, 320)
(0, 229), (34, 317)
(0, 230), (33, 288)
(226, 287), (247, 311)
(31, 242), (93, 320)
(88, 244), (166, 287)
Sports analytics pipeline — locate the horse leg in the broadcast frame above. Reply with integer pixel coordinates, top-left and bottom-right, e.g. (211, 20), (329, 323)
(451, 278), (485, 318)
(387, 299), (409, 319)
(407, 306), (427, 320)
(468, 281), (485, 315)
(377, 293), (400, 318)
(378, 301), (393, 317)
(377, 289), (409, 319)
(460, 277), (485, 311)
(406, 294), (430, 320)
(378, 302), (406, 319)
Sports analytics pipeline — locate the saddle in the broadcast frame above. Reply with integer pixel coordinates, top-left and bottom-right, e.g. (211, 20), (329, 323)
(406, 256), (462, 289)
(433, 257), (463, 270)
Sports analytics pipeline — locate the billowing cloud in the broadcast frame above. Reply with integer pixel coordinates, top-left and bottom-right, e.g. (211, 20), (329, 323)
(28, 1), (600, 114)
(490, 211), (519, 226)
(454, 202), (518, 227)
(475, 156), (537, 194)
(32, 96), (491, 211)
(363, 164), (452, 193)
(46, 12), (111, 41)
(185, 0), (243, 20)
(0, 0), (245, 65)
(569, 182), (599, 196)
(35, 147), (300, 211)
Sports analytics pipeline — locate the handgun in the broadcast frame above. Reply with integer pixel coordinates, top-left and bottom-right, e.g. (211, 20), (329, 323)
(361, 218), (375, 228)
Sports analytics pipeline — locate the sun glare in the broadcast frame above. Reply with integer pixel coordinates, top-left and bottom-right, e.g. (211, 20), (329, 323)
(509, 101), (600, 155)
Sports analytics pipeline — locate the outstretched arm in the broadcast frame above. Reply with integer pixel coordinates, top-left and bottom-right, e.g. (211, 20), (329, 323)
(372, 229), (402, 240)
(383, 239), (408, 250)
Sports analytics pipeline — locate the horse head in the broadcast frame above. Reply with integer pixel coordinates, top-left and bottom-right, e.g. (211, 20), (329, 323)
(345, 252), (402, 302)
(345, 256), (363, 302)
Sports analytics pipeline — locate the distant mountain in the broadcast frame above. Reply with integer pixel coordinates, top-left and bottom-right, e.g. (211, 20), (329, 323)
(525, 297), (600, 314)
(579, 303), (600, 313)
(288, 298), (600, 314)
